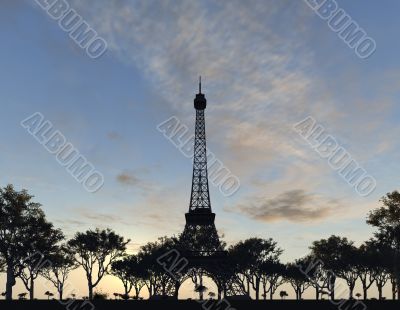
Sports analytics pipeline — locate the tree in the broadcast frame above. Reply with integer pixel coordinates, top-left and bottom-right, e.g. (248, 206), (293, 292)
(279, 290), (288, 300)
(111, 255), (145, 298)
(357, 242), (377, 300)
(285, 260), (311, 300)
(0, 184), (59, 300)
(310, 235), (352, 300)
(364, 238), (392, 300)
(19, 219), (64, 300)
(44, 291), (54, 300)
(260, 261), (286, 300)
(355, 293), (361, 299)
(68, 228), (129, 300)
(367, 191), (400, 299)
(41, 245), (77, 300)
(295, 255), (330, 300)
(138, 237), (180, 298)
(194, 284), (208, 299)
(331, 240), (359, 299)
(228, 238), (282, 299)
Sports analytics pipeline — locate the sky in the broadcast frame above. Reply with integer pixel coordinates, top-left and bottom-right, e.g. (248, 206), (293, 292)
(1, 0), (400, 300)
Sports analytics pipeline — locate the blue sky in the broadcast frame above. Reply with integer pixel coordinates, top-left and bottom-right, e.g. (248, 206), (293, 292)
(1, 0), (400, 299)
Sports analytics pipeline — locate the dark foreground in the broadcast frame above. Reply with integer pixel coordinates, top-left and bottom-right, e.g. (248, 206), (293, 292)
(0, 300), (399, 310)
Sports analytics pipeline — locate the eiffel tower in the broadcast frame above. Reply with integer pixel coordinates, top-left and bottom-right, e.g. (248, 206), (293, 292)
(179, 77), (226, 266)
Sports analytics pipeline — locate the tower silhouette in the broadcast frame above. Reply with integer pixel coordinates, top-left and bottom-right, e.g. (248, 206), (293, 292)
(179, 77), (225, 258)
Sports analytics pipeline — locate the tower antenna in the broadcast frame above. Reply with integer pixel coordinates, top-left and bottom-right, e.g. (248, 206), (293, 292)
(199, 76), (202, 93)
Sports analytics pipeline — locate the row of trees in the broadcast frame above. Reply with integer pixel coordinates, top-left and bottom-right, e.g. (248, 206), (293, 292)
(1, 184), (400, 300)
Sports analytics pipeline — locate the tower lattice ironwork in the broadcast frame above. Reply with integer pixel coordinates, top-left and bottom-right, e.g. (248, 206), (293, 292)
(179, 77), (225, 258)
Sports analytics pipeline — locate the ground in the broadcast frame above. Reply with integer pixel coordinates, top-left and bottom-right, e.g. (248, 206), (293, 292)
(0, 300), (399, 310)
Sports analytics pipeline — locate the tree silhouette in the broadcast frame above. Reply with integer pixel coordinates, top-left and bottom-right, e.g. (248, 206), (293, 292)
(285, 260), (311, 300)
(331, 239), (359, 299)
(111, 255), (145, 298)
(295, 255), (327, 300)
(364, 238), (392, 300)
(44, 291), (54, 300)
(17, 292), (27, 300)
(260, 260), (286, 300)
(367, 191), (400, 299)
(138, 237), (179, 298)
(68, 228), (129, 300)
(310, 235), (352, 300)
(0, 184), (59, 300)
(19, 219), (64, 300)
(279, 290), (288, 300)
(357, 242), (377, 300)
(194, 283), (207, 299)
(228, 238), (282, 299)
(41, 245), (77, 300)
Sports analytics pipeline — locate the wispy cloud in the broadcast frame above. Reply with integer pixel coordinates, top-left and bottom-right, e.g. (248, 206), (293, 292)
(232, 189), (340, 223)
(116, 170), (154, 192)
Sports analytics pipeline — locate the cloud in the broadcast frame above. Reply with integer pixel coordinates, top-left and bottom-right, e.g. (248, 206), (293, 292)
(117, 172), (142, 186)
(232, 189), (340, 223)
(107, 131), (122, 140)
(116, 169), (156, 193)
(79, 211), (128, 224)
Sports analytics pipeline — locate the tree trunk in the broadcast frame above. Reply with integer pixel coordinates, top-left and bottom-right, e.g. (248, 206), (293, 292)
(349, 285), (354, 300)
(200, 275), (204, 300)
(392, 279), (396, 300)
(255, 278), (260, 300)
(329, 276), (336, 300)
(395, 245), (400, 300)
(362, 284), (368, 300)
(217, 288), (221, 300)
(174, 281), (180, 299)
(88, 281), (93, 300)
(6, 264), (15, 300)
(59, 282), (63, 300)
(135, 287), (140, 299)
(315, 287), (319, 300)
(377, 285), (383, 300)
(29, 277), (34, 300)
